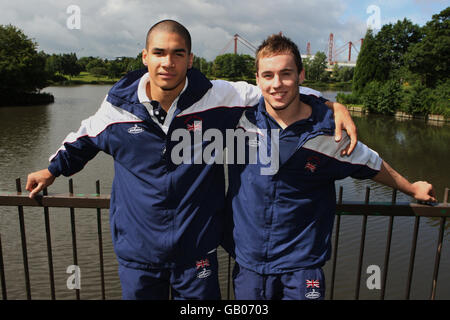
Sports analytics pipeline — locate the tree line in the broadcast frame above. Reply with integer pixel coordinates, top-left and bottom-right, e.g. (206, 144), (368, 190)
(3, 6), (447, 113)
(44, 53), (144, 81)
(339, 7), (449, 118)
(193, 51), (354, 83)
(0, 22), (350, 106)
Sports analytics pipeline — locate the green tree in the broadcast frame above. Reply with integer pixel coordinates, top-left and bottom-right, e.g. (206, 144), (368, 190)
(361, 80), (402, 115)
(302, 57), (312, 80)
(353, 8), (449, 117)
(60, 53), (82, 78)
(353, 19), (421, 94)
(308, 51), (327, 81)
(404, 7), (450, 87)
(115, 56), (137, 74)
(193, 56), (212, 76)
(86, 58), (106, 73)
(90, 67), (108, 78)
(78, 56), (96, 71)
(401, 82), (434, 116)
(353, 29), (384, 94)
(106, 60), (124, 79)
(332, 65), (354, 82)
(126, 52), (144, 72)
(376, 19), (422, 79)
(0, 24), (48, 95)
(45, 54), (62, 75)
(361, 81), (381, 113)
(213, 53), (255, 79)
(377, 80), (402, 115)
(331, 63), (340, 82)
(430, 80), (450, 117)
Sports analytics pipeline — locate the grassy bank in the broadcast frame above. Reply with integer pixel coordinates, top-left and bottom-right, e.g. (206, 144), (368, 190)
(49, 72), (119, 85)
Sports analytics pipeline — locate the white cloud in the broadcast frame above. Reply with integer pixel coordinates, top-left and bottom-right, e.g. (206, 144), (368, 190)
(0, 0), (376, 61)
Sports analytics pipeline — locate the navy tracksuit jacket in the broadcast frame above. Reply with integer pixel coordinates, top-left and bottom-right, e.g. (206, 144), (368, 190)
(225, 95), (382, 275)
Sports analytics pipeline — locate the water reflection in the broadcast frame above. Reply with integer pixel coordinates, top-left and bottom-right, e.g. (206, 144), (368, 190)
(351, 113), (450, 198)
(0, 105), (52, 185)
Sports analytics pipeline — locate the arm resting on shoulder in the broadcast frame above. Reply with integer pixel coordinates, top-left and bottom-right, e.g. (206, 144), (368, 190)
(324, 101), (358, 156)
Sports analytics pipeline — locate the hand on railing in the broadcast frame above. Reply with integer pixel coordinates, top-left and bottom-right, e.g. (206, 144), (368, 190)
(373, 161), (437, 204)
(411, 181), (437, 203)
(26, 169), (56, 199)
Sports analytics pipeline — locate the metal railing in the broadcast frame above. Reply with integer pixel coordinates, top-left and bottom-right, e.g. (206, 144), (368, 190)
(331, 186), (449, 300)
(0, 178), (109, 300)
(0, 178), (448, 300)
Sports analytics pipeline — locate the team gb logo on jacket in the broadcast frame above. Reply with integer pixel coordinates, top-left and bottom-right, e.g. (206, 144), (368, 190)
(127, 124), (144, 134)
(196, 258), (211, 279)
(305, 279), (321, 299)
(184, 115), (203, 133)
(305, 156), (320, 173)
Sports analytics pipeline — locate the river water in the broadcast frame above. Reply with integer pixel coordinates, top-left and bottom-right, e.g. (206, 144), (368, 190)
(0, 85), (448, 300)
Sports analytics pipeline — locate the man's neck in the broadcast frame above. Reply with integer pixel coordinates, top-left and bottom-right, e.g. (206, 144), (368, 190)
(146, 79), (186, 112)
(266, 99), (312, 130)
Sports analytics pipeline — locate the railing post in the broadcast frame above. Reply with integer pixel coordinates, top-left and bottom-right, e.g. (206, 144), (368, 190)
(355, 187), (370, 300)
(430, 188), (448, 300)
(16, 178), (31, 300)
(380, 189), (396, 300)
(96, 180), (106, 300)
(405, 215), (420, 300)
(330, 186), (343, 300)
(68, 179), (80, 300)
(0, 233), (7, 300)
(43, 187), (55, 300)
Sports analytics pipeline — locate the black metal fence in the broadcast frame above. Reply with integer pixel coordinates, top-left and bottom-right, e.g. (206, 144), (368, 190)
(0, 178), (448, 300)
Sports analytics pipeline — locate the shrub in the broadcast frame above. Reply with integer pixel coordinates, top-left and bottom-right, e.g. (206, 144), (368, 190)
(360, 80), (402, 115)
(336, 92), (362, 105)
(361, 81), (381, 113)
(430, 80), (450, 117)
(401, 81), (435, 116)
(377, 80), (402, 115)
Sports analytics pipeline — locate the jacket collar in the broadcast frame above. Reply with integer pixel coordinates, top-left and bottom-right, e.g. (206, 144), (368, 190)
(255, 94), (335, 133)
(106, 68), (212, 121)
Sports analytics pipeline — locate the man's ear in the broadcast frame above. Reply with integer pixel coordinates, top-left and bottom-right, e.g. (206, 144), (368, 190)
(255, 72), (260, 86)
(142, 49), (148, 66)
(298, 68), (305, 85)
(188, 53), (194, 69)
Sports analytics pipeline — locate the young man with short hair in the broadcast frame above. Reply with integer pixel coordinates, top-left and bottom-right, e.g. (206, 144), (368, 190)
(226, 34), (435, 300)
(26, 20), (357, 300)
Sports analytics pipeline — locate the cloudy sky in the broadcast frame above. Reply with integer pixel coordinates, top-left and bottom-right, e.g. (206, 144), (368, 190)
(0, 0), (447, 61)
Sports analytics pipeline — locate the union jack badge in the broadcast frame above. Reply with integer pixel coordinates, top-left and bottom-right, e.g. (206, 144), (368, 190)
(306, 279), (320, 288)
(304, 162), (317, 172)
(305, 279), (321, 299)
(187, 120), (202, 132)
(196, 258), (212, 279)
(196, 259), (210, 269)
(305, 156), (320, 173)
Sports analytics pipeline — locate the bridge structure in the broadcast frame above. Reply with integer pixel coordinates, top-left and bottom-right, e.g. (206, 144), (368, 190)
(219, 32), (362, 68)
(327, 33), (362, 67)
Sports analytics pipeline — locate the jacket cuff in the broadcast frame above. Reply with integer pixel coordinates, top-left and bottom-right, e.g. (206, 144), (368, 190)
(48, 162), (62, 178)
